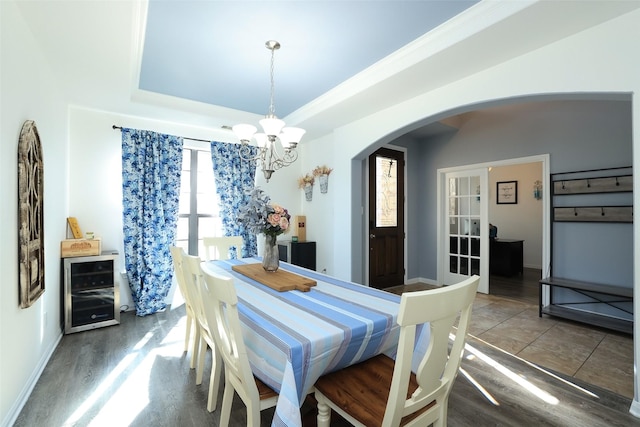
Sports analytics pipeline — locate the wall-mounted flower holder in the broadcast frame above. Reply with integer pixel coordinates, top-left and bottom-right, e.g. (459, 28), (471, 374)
(318, 174), (329, 193)
(298, 173), (315, 202)
(533, 180), (542, 200)
(313, 165), (333, 194)
(304, 183), (313, 201)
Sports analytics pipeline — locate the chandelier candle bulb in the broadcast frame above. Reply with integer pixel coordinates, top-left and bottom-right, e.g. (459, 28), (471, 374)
(281, 127), (306, 148)
(260, 117), (285, 136)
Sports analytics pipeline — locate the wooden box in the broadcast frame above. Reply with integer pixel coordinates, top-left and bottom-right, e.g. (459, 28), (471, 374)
(61, 238), (102, 258)
(292, 215), (306, 242)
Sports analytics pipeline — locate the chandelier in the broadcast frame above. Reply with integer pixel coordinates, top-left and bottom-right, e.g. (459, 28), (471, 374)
(233, 40), (305, 182)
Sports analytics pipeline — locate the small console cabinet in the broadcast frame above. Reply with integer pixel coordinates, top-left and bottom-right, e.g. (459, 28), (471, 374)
(490, 239), (524, 277)
(63, 252), (120, 334)
(278, 241), (316, 270)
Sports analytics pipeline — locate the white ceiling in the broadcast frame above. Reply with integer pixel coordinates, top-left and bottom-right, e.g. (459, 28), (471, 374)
(13, 1), (640, 141)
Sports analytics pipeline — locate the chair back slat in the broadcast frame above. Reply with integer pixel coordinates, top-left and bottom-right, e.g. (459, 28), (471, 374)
(173, 248), (222, 412)
(170, 246), (194, 309)
(182, 254), (208, 326)
(203, 236), (243, 261)
(169, 246), (197, 358)
(200, 264), (262, 404)
(315, 276), (479, 427)
(384, 275), (479, 427)
(200, 263), (278, 425)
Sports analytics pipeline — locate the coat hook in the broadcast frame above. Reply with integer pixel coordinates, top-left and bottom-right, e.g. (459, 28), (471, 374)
(562, 181), (565, 189)
(586, 179), (590, 188)
(574, 207), (578, 216)
(601, 207), (605, 216)
(616, 177), (620, 186)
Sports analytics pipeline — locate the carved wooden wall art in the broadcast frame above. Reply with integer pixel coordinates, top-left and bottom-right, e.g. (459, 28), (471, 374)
(18, 120), (45, 308)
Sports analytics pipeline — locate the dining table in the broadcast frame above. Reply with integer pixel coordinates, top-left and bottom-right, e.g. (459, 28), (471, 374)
(204, 257), (429, 427)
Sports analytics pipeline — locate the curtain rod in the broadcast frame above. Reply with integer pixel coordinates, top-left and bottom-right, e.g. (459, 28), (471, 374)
(112, 125), (212, 144)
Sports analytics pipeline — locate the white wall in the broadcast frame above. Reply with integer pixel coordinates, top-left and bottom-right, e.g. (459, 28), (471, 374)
(0, 3), (69, 425)
(489, 162), (543, 269)
(295, 132), (336, 274)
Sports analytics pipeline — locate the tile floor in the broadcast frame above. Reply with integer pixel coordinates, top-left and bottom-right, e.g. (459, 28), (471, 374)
(389, 282), (634, 399)
(471, 292), (634, 399)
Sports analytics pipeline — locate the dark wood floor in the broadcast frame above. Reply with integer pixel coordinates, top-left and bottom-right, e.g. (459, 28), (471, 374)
(387, 268), (541, 305)
(489, 267), (541, 305)
(14, 286), (640, 426)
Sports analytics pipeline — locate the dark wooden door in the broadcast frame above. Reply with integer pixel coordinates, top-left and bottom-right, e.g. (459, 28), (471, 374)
(368, 147), (405, 289)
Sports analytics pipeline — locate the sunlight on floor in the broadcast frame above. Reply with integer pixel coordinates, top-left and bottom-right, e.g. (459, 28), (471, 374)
(63, 321), (187, 426)
(459, 334), (559, 405)
(63, 352), (138, 426)
(459, 367), (500, 405)
(89, 356), (152, 426)
(468, 333), (600, 399)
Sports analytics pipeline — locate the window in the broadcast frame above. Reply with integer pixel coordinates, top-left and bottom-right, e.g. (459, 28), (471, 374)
(175, 147), (223, 256)
(375, 155), (398, 227)
(448, 175), (481, 276)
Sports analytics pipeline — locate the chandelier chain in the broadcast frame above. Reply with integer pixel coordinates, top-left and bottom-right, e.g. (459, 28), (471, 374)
(268, 46), (276, 116)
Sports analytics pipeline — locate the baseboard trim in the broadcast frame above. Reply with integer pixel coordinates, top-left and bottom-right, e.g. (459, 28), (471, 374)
(3, 331), (63, 427)
(406, 277), (439, 286)
(629, 399), (640, 419)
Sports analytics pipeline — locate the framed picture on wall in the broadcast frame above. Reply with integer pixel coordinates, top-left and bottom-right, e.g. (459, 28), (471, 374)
(497, 180), (518, 204)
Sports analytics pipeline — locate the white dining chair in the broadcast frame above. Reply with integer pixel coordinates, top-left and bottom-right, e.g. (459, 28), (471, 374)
(314, 275), (479, 427)
(203, 236), (243, 261)
(200, 264), (279, 427)
(182, 253), (223, 412)
(169, 246), (198, 369)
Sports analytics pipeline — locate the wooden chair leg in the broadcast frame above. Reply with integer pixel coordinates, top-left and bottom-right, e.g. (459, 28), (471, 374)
(206, 349), (222, 412)
(184, 315), (192, 353)
(433, 401), (447, 427)
(196, 336), (206, 385)
(190, 326), (200, 370)
(316, 396), (331, 427)
(219, 379), (234, 427)
(247, 404), (261, 427)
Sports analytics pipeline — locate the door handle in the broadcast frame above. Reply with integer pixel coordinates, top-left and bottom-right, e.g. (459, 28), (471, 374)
(370, 233), (376, 239)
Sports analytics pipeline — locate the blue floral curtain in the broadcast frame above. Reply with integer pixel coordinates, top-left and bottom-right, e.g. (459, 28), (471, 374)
(210, 141), (257, 257)
(121, 128), (183, 316)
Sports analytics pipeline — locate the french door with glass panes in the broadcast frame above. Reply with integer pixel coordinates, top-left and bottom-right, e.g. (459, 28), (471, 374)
(444, 168), (488, 293)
